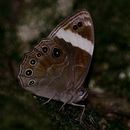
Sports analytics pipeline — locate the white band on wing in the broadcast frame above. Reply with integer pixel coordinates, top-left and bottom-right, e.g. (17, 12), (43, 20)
(56, 28), (94, 56)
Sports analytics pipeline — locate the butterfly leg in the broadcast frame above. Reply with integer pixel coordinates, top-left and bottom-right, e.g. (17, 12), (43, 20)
(71, 103), (86, 123)
(42, 95), (56, 105)
(59, 102), (67, 111)
(59, 95), (73, 111)
(42, 98), (52, 105)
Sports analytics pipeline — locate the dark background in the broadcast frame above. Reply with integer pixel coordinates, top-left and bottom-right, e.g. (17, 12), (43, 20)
(0, 0), (130, 130)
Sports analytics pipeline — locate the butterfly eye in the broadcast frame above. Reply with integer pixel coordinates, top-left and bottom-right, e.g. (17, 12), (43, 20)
(79, 90), (85, 96)
(77, 22), (82, 27)
(25, 69), (33, 76)
(73, 25), (78, 30)
(42, 46), (48, 53)
(30, 59), (36, 65)
(52, 48), (62, 58)
(79, 91), (84, 96)
(28, 80), (35, 86)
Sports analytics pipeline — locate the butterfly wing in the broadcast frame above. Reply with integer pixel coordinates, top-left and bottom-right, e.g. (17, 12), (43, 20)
(18, 39), (73, 101)
(18, 43), (57, 98)
(18, 10), (94, 104)
(48, 10), (94, 43)
(48, 10), (94, 102)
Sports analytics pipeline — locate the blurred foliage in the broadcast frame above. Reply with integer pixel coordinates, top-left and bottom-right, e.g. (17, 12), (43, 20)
(0, 0), (130, 130)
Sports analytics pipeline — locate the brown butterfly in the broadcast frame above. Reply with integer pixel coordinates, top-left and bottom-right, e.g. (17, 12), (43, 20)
(18, 9), (94, 121)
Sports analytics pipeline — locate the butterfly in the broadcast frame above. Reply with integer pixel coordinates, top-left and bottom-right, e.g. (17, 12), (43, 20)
(18, 9), (94, 121)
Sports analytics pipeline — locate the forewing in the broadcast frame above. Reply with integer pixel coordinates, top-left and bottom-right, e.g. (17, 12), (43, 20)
(48, 10), (94, 90)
